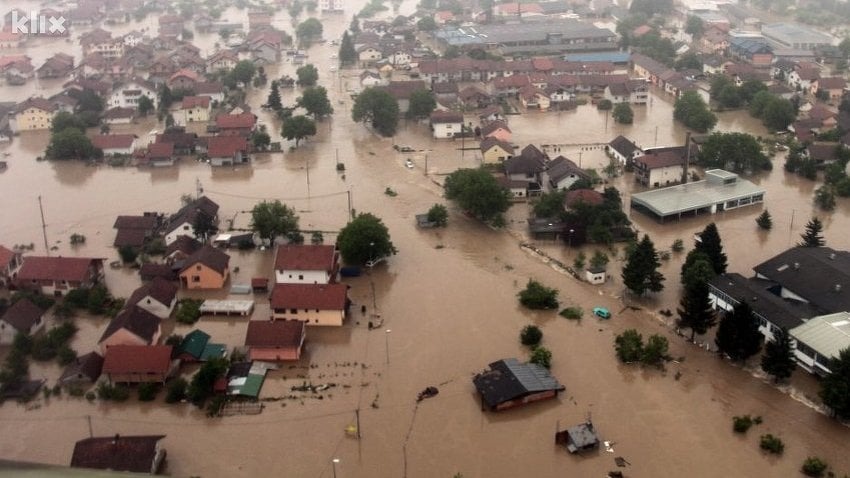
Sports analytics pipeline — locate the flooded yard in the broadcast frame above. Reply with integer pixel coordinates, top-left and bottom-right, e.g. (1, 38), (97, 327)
(1, 1), (850, 477)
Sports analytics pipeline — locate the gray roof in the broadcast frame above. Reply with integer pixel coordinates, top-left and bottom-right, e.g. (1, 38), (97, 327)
(630, 169), (765, 218)
(708, 273), (816, 330)
(435, 19), (616, 51)
(547, 156), (588, 184)
(609, 135), (641, 158)
(472, 358), (564, 408)
(753, 246), (850, 314)
(790, 312), (850, 360)
(762, 23), (834, 46)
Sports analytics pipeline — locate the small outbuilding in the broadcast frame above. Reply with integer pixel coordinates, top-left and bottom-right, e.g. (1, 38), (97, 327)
(555, 420), (601, 453)
(472, 358), (565, 412)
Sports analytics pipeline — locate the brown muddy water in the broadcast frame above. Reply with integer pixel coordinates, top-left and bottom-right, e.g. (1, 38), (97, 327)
(1, 2), (850, 477)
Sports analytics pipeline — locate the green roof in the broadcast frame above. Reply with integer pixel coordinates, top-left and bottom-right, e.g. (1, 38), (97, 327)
(177, 330), (211, 359)
(200, 343), (227, 361)
(228, 374), (265, 398)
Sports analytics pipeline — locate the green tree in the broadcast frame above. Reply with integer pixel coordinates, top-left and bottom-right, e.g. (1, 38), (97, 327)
(630, 0), (673, 16)
(417, 16), (437, 31)
(685, 15), (704, 37)
(677, 279), (716, 341)
(296, 18), (323, 43)
(349, 15), (360, 34)
(282, 115), (317, 146)
(406, 89), (437, 119)
(444, 168), (511, 225)
(46, 128), (98, 160)
(798, 217), (825, 247)
(814, 186), (836, 211)
(51, 111), (87, 133)
(530, 346), (552, 369)
(801, 457), (828, 478)
(337, 213), (397, 265)
(761, 329), (796, 383)
(756, 210), (773, 230)
(673, 91), (717, 132)
(297, 86), (334, 119)
(739, 80), (768, 103)
(820, 347), (850, 419)
(694, 223), (727, 275)
(251, 129), (271, 151)
(520, 325), (543, 347)
(296, 64), (319, 86)
(229, 60), (257, 86)
(442, 45), (461, 59)
(840, 37), (850, 57)
(250, 200), (299, 244)
(187, 358), (228, 406)
(612, 102), (634, 124)
(761, 96), (796, 131)
(674, 52), (702, 71)
(137, 95), (154, 116)
(118, 245), (138, 263)
(193, 209), (218, 241)
(351, 87), (400, 136)
(641, 334), (669, 366)
(622, 234), (665, 296)
(532, 190), (566, 218)
(615, 329), (644, 362)
(267, 81), (282, 111)
(715, 300), (762, 362)
(339, 31), (357, 65)
(426, 204), (448, 227)
(589, 250), (609, 269)
(518, 280), (559, 310)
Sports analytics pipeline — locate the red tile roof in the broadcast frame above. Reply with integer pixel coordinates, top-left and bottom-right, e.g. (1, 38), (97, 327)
(102, 345), (172, 374)
(215, 113), (256, 129)
(147, 142), (174, 159)
(636, 150), (684, 169)
(818, 77), (846, 90)
(274, 245), (337, 271)
(17, 257), (101, 282)
(245, 320), (305, 347)
(270, 283), (348, 310)
(430, 110), (463, 124)
(169, 68), (199, 83)
(113, 228), (147, 248)
(565, 189), (604, 208)
(91, 134), (135, 150)
(113, 215), (158, 230)
(0, 245), (16, 269)
(207, 136), (248, 157)
(181, 95), (210, 109)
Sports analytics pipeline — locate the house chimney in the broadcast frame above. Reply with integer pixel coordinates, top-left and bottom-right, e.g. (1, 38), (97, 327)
(829, 253), (836, 260)
(793, 262), (800, 270)
(836, 284), (843, 293)
(682, 132), (691, 184)
(113, 434), (120, 444)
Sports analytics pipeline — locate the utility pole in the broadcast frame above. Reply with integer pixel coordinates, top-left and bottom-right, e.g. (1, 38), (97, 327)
(355, 408), (362, 438)
(38, 196), (49, 255)
(305, 159), (311, 198)
(86, 415), (93, 438)
(424, 154), (428, 176)
(195, 178), (203, 199)
(347, 190), (352, 219)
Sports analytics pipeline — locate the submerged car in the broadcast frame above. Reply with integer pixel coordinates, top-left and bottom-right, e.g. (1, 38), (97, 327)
(404, 159), (414, 169)
(593, 307), (611, 319)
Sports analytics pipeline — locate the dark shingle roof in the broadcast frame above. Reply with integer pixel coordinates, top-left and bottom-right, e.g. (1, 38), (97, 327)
(708, 273), (816, 330)
(59, 352), (104, 383)
(753, 246), (850, 314)
(274, 245), (337, 272)
(180, 245), (230, 275)
(609, 135), (641, 158)
(71, 435), (165, 473)
(99, 306), (161, 344)
(0, 298), (43, 332)
(126, 277), (178, 309)
(473, 358), (564, 408)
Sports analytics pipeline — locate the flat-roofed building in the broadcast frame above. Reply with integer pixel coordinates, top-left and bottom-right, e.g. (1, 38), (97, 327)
(762, 23), (834, 51)
(790, 312), (850, 376)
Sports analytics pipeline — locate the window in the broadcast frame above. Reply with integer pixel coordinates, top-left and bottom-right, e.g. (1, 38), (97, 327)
(298, 275), (304, 280)
(192, 275), (200, 282)
(290, 308), (298, 314)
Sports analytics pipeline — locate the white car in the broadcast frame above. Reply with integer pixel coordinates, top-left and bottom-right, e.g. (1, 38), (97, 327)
(405, 159), (414, 169)
(331, 53), (338, 59)
(330, 66), (337, 72)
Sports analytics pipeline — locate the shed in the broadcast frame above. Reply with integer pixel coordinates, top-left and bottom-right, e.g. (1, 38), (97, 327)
(473, 358), (565, 412)
(585, 266), (606, 285)
(555, 420), (601, 453)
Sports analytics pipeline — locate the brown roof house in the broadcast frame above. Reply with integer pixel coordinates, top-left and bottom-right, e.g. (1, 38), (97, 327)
(546, 156), (590, 191)
(207, 136), (249, 166)
(179, 245), (230, 289)
(138, 142), (176, 167)
(480, 120), (512, 143)
(16, 256), (104, 297)
(102, 345), (175, 383)
(473, 358), (565, 412)
(480, 137), (514, 165)
(126, 277), (178, 319)
(814, 77), (847, 101)
(273, 245), (339, 284)
(215, 113), (256, 136)
(113, 214), (161, 248)
(59, 352), (105, 387)
(163, 196), (219, 246)
(91, 133), (137, 156)
(269, 283), (349, 326)
(164, 235), (202, 264)
(98, 306), (162, 353)
(0, 244), (22, 288)
(430, 110), (464, 139)
(71, 435), (167, 474)
(245, 320), (306, 361)
(0, 298), (46, 345)
(634, 147), (686, 187)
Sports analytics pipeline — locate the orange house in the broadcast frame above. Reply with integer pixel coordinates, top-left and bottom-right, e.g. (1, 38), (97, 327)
(179, 245), (230, 289)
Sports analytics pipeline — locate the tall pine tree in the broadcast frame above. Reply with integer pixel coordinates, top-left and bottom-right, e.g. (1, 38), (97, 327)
(622, 234), (665, 296)
(339, 31), (356, 66)
(715, 300), (762, 361)
(760, 328), (796, 383)
(820, 348), (850, 419)
(267, 81), (282, 111)
(694, 223), (727, 275)
(677, 257), (716, 341)
(798, 217), (825, 247)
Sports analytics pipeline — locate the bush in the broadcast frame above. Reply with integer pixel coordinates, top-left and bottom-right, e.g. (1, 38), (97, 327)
(732, 415), (754, 433)
(68, 386), (85, 397)
(175, 299), (204, 324)
(118, 245), (139, 263)
(520, 325), (543, 347)
(518, 280), (559, 310)
(597, 99), (613, 110)
(530, 346), (552, 369)
(85, 391), (96, 401)
(801, 457), (828, 477)
(615, 329), (644, 363)
(759, 434), (784, 455)
(138, 383), (160, 402)
(57, 345), (78, 366)
(671, 239), (684, 252)
(559, 307), (583, 320)
(165, 378), (188, 403)
(641, 334), (669, 367)
(97, 382), (130, 402)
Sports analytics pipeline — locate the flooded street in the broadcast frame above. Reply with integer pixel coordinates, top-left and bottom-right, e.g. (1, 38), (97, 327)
(2, 1), (850, 477)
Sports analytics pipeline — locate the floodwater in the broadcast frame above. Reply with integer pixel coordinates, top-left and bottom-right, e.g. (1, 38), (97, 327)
(2, 1), (850, 477)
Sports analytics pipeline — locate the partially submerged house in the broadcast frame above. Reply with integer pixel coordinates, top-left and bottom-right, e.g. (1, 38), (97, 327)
(555, 420), (601, 453)
(163, 196), (219, 246)
(790, 312), (850, 376)
(0, 245), (22, 288)
(99, 306), (162, 353)
(102, 345), (175, 383)
(175, 329), (227, 362)
(71, 435), (167, 474)
(0, 298), (45, 345)
(273, 244), (339, 284)
(546, 156), (589, 191)
(269, 283), (349, 326)
(16, 257), (104, 297)
(472, 358), (565, 412)
(206, 136), (249, 166)
(179, 245), (230, 289)
(244, 320), (306, 361)
(58, 352), (104, 387)
(607, 135), (643, 166)
(430, 110), (464, 139)
(126, 277), (178, 319)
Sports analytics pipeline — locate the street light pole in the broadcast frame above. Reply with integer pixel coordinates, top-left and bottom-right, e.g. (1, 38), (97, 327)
(332, 458), (340, 478)
(568, 229), (575, 254)
(385, 329), (391, 365)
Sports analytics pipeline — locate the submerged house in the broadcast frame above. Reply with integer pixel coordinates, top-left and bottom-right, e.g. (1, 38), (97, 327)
(244, 320), (306, 361)
(0, 298), (45, 345)
(71, 435), (167, 474)
(472, 358), (565, 412)
(16, 257), (104, 297)
(555, 420), (601, 453)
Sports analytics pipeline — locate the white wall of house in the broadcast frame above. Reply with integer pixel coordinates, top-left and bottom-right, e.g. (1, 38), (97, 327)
(274, 269), (331, 284)
(432, 122), (459, 139)
(271, 308), (345, 326)
(134, 295), (177, 320)
(645, 165), (683, 187)
(165, 222), (196, 245)
(0, 316), (45, 345)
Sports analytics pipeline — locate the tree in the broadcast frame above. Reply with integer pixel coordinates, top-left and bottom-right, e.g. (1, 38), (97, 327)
(118, 245), (138, 263)
(814, 186), (836, 211)
(760, 96), (796, 131)
(51, 111), (87, 133)
(520, 325), (543, 347)
(267, 81), (282, 111)
(715, 300), (762, 362)
(801, 457), (829, 478)
(349, 15), (360, 34)
(615, 329), (644, 362)
(840, 37), (850, 57)
(761, 329), (796, 383)
(297, 86), (334, 119)
(673, 91), (717, 132)
(251, 129), (271, 151)
(46, 128), (98, 160)
(339, 31), (357, 65)
(589, 250), (609, 269)
(641, 334), (669, 366)
(229, 60), (256, 86)
(250, 200), (299, 244)
(296, 64), (319, 87)
(685, 15), (704, 37)
(756, 210), (773, 230)
(532, 190), (566, 218)
(739, 80), (768, 103)
(282, 115), (317, 146)
(444, 168), (511, 225)
(187, 358), (228, 406)
(622, 234), (665, 296)
(426, 204), (448, 227)
(417, 16), (437, 31)
(193, 209), (217, 241)
(406, 89), (437, 119)
(674, 52), (702, 71)
(612, 102), (634, 124)
(798, 217), (825, 247)
(518, 280), (559, 310)
(351, 87), (400, 136)
(530, 346), (552, 369)
(676, 279), (716, 341)
(337, 213), (397, 265)
(694, 223), (727, 275)
(296, 18), (323, 43)
(820, 348), (850, 419)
